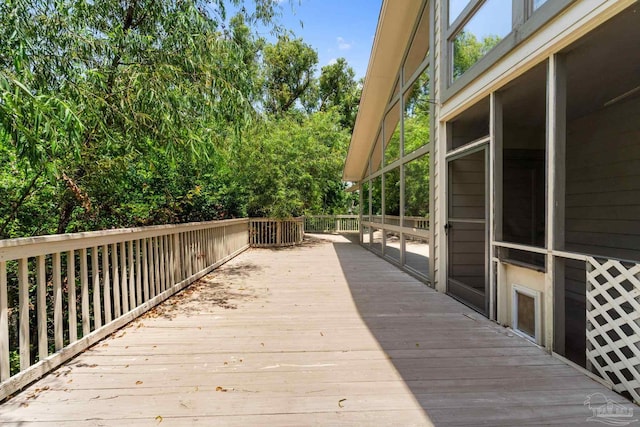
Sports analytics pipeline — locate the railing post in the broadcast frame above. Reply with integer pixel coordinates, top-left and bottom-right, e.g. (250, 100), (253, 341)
(18, 258), (29, 371)
(0, 261), (9, 381)
(277, 220), (282, 246)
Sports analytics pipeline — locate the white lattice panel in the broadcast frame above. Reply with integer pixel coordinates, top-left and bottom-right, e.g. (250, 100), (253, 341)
(586, 257), (640, 402)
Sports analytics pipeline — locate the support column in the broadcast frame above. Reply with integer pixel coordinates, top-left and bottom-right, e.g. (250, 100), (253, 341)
(490, 92), (503, 322)
(546, 54), (567, 352)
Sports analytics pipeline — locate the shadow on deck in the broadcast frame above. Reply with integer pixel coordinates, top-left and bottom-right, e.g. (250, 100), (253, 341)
(0, 234), (636, 426)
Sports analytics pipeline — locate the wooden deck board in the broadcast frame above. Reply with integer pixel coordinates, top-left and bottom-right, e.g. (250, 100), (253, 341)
(0, 234), (636, 426)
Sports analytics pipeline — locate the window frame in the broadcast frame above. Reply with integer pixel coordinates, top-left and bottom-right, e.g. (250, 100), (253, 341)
(441, 0), (575, 101)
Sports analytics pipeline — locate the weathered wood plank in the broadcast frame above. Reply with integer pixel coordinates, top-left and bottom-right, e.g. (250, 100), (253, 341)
(1, 235), (635, 426)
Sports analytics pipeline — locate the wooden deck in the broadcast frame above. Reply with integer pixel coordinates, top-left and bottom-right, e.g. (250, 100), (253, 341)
(0, 234), (636, 426)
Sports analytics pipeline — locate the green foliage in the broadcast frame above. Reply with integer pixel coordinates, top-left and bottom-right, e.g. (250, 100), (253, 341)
(236, 111), (350, 218)
(263, 35), (318, 115)
(0, 0), (364, 240)
(317, 58), (360, 130)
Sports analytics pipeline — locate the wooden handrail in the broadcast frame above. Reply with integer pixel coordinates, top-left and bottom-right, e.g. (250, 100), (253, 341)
(304, 215), (360, 233)
(249, 218), (304, 247)
(0, 218), (250, 400)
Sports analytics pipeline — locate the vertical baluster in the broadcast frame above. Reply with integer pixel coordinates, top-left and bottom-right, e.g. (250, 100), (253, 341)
(187, 231), (191, 277)
(129, 240), (136, 309)
(169, 234), (175, 287)
(80, 249), (90, 337)
(154, 236), (161, 295)
(174, 233), (182, 283)
(67, 250), (77, 343)
(36, 256), (47, 361)
(148, 237), (156, 298)
(136, 240), (143, 306)
(187, 231), (192, 276)
(159, 236), (166, 292)
(196, 230), (200, 271)
(91, 247), (102, 329)
(112, 243), (121, 317)
(187, 232), (193, 277)
(120, 241), (128, 313)
(195, 231), (200, 271)
(53, 252), (63, 352)
(165, 235), (172, 288)
(142, 238), (150, 302)
(102, 244), (111, 324)
(0, 261), (9, 380)
(18, 258), (29, 371)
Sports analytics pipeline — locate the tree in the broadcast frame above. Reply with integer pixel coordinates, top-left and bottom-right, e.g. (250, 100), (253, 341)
(262, 35), (318, 115)
(317, 58), (360, 130)
(0, 0), (283, 236)
(235, 111), (350, 218)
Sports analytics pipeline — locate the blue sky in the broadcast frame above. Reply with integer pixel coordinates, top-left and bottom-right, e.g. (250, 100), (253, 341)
(262, 0), (382, 80)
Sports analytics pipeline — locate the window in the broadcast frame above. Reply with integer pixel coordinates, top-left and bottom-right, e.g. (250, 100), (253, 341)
(404, 5), (430, 82)
(532, 0), (547, 11)
(449, 96), (489, 151)
(362, 225), (371, 245)
(451, 0), (512, 82)
(361, 181), (370, 222)
(384, 168), (400, 222)
(384, 102), (400, 165)
(371, 175), (382, 223)
(404, 155), (430, 230)
(370, 131), (382, 173)
(385, 231), (401, 262)
(449, 0), (469, 25)
(404, 68), (430, 155)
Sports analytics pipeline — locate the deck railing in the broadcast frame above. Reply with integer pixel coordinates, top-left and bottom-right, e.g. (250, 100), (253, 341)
(249, 218), (304, 247)
(366, 215), (430, 230)
(0, 218), (249, 400)
(304, 215), (359, 233)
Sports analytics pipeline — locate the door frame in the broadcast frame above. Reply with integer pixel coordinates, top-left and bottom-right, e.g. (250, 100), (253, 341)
(445, 138), (490, 315)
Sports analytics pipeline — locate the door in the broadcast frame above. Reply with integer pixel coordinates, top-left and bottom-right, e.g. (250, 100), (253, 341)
(447, 146), (488, 314)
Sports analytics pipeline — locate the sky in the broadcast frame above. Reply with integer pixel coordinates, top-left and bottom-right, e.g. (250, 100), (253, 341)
(263, 0), (383, 80)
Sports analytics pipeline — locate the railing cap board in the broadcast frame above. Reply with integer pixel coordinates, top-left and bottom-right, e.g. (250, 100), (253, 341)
(250, 217), (303, 222)
(0, 218), (249, 262)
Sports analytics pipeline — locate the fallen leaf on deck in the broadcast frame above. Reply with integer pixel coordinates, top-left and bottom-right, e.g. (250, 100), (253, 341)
(215, 386), (228, 392)
(136, 381), (143, 385)
(320, 332), (324, 336)
(338, 398), (347, 408)
(155, 415), (163, 423)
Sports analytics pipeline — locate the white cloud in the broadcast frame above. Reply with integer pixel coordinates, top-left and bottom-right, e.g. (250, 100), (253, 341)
(337, 37), (352, 51)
